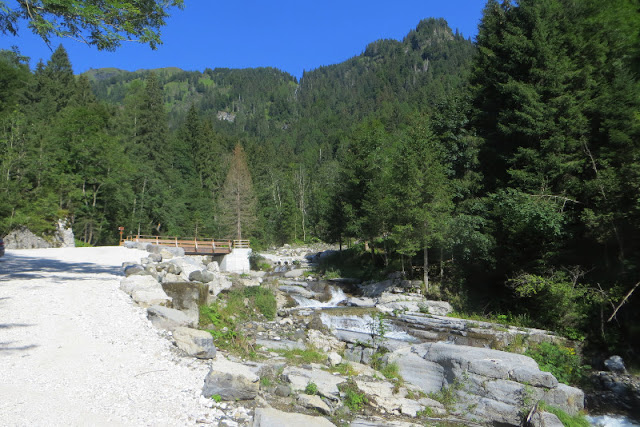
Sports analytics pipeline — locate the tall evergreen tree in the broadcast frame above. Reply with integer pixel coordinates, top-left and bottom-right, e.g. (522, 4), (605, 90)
(219, 144), (257, 240)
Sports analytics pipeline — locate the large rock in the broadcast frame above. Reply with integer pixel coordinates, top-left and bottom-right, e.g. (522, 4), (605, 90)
(353, 377), (445, 417)
(283, 366), (345, 400)
(207, 275), (233, 300)
(131, 288), (171, 308)
(297, 394), (332, 415)
(387, 342), (584, 425)
(307, 329), (346, 353)
(119, 275), (161, 295)
(147, 244), (185, 258)
(147, 305), (193, 330)
(202, 357), (260, 400)
(252, 408), (336, 427)
(55, 219), (75, 248)
(3, 227), (51, 249)
(604, 355), (626, 374)
(124, 264), (148, 277)
(529, 410), (564, 427)
(172, 327), (216, 359)
(168, 257), (206, 281)
(189, 269), (215, 283)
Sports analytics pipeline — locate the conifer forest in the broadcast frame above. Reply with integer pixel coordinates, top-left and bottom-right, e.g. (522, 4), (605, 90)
(1, 1), (640, 361)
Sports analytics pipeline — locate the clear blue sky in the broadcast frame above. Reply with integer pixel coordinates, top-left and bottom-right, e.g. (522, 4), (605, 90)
(1, 0), (485, 79)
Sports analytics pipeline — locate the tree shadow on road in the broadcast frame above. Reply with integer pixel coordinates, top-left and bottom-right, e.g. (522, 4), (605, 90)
(0, 253), (123, 282)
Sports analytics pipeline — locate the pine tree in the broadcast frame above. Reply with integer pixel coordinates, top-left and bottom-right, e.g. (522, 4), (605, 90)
(219, 144), (257, 240)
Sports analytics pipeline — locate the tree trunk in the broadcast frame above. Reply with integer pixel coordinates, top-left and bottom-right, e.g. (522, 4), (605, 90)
(423, 246), (429, 294)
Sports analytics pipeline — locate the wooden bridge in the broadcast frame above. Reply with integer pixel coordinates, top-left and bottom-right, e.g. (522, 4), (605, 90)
(121, 235), (250, 256)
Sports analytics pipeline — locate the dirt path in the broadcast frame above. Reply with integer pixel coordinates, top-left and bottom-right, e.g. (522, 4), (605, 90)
(0, 247), (211, 425)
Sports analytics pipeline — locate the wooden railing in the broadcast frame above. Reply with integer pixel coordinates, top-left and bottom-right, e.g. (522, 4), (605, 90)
(122, 235), (249, 255)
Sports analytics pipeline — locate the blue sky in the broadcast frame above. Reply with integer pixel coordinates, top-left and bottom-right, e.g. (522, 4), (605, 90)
(1, 0), (485, 78)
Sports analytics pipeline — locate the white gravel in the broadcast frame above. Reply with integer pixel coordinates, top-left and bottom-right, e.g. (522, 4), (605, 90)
(0, 247), (215, 426)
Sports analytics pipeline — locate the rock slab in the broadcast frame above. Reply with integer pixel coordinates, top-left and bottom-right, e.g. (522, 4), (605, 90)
(202, 357), (259, 401)
(172, 327), (216, 359)
(252, 408), (335, 427)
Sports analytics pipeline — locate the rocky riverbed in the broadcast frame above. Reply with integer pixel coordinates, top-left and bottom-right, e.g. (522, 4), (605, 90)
(113, 242), (614, 426)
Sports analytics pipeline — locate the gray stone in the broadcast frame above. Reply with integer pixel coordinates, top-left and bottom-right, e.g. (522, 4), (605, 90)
(207, 275), (233, 300)
(147, 305), (193, 330)
(283, 366), (346, 400)
(252, 408), (336, 427)
(168, 257), (205, 281)
(604, 355), (626, 374)
(284, 268), (306, 278)
(147, 244), (185, 258)
(206, 261), (220, 273)
(386, 347), (444, 394)
(189, 269), (215, 283)
(172, 327), (216, 358)
(540, 383), (585, 416)
(202, 357), (259, 400)
(307, 329), (346, 353)
(530, 411), (564, 427)
(328, 351), (342, 367)
(119, 275), (161, 295)
(298, 394), (332, 415)
(131, 288), (172, 308)
(274, 384), (291, 397)
(256, 339), (305, 351)
(148, 253), (162, 262)
(55, 219), (75, 247)
(157, 262), (182, 275)
(124, 264), (148, 277)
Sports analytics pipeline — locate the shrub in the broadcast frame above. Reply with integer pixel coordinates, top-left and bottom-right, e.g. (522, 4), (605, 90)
(339, 379), (368, 412)
(525, 342), (590, 385)
(538, 402), (590, 427)
(305, 382), (318, 395)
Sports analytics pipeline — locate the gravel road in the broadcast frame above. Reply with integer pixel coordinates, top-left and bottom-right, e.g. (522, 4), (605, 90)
(0, 247), (213, 426)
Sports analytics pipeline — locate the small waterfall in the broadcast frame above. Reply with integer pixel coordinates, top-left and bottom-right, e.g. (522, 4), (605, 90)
(319, 312), (416, 342)
(586, 415), (640, 427)
(292, 286), (347, 308)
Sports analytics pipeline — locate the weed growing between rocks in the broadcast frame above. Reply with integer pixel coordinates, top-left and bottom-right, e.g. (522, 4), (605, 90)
(339, 379), (368, 412)
(199, 287), (277, 355)
(525, 342), (590, 385)
(538, 402), (590, 427)
(272, 347), (325, 365)
(429, 374), (467, 411)
(305, 381), (318, 395)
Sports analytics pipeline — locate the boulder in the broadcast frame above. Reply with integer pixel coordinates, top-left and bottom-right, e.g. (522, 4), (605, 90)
(284, 268), (306, 278)
(297, 394), (332, 415)
(207, 275), (233, 300)
(162, 273), (186, 283)
(168, 257), (205, 281)
(124, 264), (148, 277)
(206, 261), (220, 273)
(529, 411), (564, 427)
(202, 357), (260, 400)
(307, 329), (346, 353)
(131, 288), (171, 308)
(119, 275), (161, 295)
(172, 327), (216, 359)
(189, 270), (215, 283)
(252, 408), (336, 427)
(353, 377), (444, 418)
(147, 244), (185, 258)
(283, 366), (345, 400)
(327, 351), (342, 367)
(256, 339), (305, 351)
(388, 342), (584, 425)
(604, 355), (626, 374)
(148, 253), (162, 263)
(147, 305), (193, 330)
(55, 219), (75, 248)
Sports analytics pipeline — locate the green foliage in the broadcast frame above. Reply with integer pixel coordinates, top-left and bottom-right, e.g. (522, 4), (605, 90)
(210, 394), (222, 403)
(538, 402), (590, 427)
(305, 381), (318, 395)
(339, 379), (368, 412)
(330, 363), (357, 377)
(0, 0), (184, 51)
(272, 347), (325, 365)
(199, 287), (276, 355)
(525, 342), (590, 385)
(429, 375), (467, 410)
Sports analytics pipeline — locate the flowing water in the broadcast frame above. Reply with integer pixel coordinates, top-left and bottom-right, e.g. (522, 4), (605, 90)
(587, 415), (640, 427)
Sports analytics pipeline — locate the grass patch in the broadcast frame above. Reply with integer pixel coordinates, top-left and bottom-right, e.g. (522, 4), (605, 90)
(329, 363), (358, 377)
(199, 287), (277, 356)
(525, 342), (590, 386)
(272, 347), (325, 365)
(339, 379), (368, 412)
(429, 375), (467, 411)
(305, 381), (318, 395)
(538, 402), (590, 427)
(448, 311), (534, 328)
